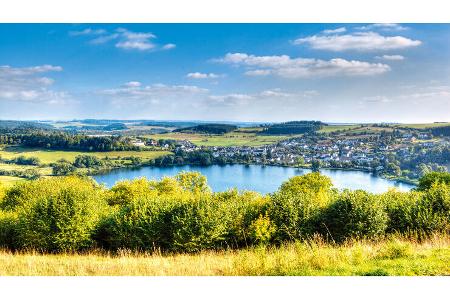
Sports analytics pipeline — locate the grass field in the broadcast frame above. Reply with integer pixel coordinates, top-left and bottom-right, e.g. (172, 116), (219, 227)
(318, 125), (361, 133)
(146, 131), (293, 147)
(0, 146), (171, 164)
(0, 175), (25, 187)
(395, 123), (450, 129)
(0, 236), (448, 276)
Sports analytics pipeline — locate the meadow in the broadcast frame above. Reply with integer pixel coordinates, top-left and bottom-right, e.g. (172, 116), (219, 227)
(146, 131), (293, 147)
(0, 146), (170, 164)
(1, 235), (448, 276)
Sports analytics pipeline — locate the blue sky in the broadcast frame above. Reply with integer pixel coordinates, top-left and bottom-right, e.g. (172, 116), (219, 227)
(0, 23), (449, 122)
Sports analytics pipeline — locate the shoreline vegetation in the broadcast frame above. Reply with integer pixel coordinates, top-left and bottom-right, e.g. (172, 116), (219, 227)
(0, 171), (449, 275)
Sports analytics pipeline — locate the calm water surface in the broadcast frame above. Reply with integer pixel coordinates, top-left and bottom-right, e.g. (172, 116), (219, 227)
(93, 164), (415, 194)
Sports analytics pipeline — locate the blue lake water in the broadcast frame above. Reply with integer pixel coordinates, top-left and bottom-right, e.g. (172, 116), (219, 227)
(93, 164), (415, 194)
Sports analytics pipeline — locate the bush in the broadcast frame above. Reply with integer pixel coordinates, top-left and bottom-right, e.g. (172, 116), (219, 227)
(269, 173), (335, 242)
(97, 174), (231, 252)
(4, 176), (108, 252)
(0, 210), (18, 249)
(107, 178), (155, 206)
(383, 184), (450, 236)
(213, 189), (269, 247)
(417, 172), (450, 191)
(319, 190), (388, 242)
(382, 189), (422, 234)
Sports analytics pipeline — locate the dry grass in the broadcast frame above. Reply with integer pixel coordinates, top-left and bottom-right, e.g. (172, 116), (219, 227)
(1, 235), (449, 276)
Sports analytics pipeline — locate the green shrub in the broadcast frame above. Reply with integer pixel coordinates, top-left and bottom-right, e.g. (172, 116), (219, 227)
(213, 189), (269, 247)
(0, 210), (18, 249)
(269, 173), (335, 242)
(383, 183), (450, 236)
(382, 189), (422, 234)
(6, 176), (108, 252)
(319, 190), (388, 242)
(107, 178), (156, 206)
(0, 182), (5, 203)
(417, 172), (450, 191)
(248, 213), (276, 244)
(97, 176), (230, 252)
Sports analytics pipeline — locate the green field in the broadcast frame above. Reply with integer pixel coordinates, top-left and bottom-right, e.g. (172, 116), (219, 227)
(0, 236), (448, 275)
(395, 123), (450, 129)
(0, 146), (171, 164)
(0, 175), (25, 187)
(146, 131), (295, 147)
(318, 124), (361, 133)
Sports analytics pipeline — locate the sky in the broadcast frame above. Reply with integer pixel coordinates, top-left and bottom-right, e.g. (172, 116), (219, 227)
(0, 23), (449, 123)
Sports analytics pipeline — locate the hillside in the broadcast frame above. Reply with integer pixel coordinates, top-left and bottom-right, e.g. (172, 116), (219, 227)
(174, 123), (238, 134)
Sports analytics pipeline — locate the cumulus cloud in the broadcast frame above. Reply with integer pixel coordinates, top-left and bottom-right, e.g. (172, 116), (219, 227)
(294, 32), (421, 51)
(71, 28), (175, 52)
(0, 65), (69, 104)
(322, 27), (347, 34)
(356, 23), (409, 31)
(216, 52), (390, 78)
(186, 72), (222, 79)
(375, 54), (405, 60)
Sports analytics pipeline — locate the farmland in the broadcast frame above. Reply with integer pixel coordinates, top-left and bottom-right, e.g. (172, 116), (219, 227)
(0, 146), (170, 164)
(145, 130), (294, 147)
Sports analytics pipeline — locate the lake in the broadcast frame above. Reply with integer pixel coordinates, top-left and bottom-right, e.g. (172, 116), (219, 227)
(93, 164), (415, 194)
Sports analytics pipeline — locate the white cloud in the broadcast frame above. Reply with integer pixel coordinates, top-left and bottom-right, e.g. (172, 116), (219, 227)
(123, 81), (142, 87)
(69, 28), (106, 36)
(186, 72), (221, 79)
(244, 69), (271, 76)
(294, 32), (421, 51)
(217, 53), (390, 78)
(375, 54), (405, 60)
(71, 28), (174, 52)
(322, 27), (347, 34)
(162, 43), (176, 50)
(208, 89), (319, 106)
(99, 83), (209, 102)
(0, 65), (69, 104)
(356, 23), (409, 31)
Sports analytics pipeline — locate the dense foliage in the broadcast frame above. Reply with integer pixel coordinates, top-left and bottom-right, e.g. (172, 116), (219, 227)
(0, 172), (449, 253)
(262, 121), (325, 135)
(431, 125), (450, 137)
(0, 129), (139, 151)
(174, 124), (238, 134)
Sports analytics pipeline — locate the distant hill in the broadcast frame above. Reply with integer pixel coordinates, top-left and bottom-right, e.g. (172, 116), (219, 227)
(173, 124), (238, 134)
(261, 121), (326, 135)
(0, 120), (53, 130)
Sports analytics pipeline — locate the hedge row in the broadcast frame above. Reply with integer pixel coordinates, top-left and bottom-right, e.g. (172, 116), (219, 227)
(0, 172), (449, 252)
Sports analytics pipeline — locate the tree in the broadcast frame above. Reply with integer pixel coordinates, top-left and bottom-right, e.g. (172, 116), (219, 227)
(417, 172), (450, 191)
(311, 160), (321, 172)
(52, 162), (76, 176)
(297, 156), (305, 168)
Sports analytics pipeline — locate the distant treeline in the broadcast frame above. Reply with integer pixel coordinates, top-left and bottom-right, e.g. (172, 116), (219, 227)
(0, 130), (139, 152)
(0, 120), (53, 130)
(431, 126), (450, 137)
(261, 121), (326, 135)
(174, 124), (238, 134)
(63, 123), (128, 132)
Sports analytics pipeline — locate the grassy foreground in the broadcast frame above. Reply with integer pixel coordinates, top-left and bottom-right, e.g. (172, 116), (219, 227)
(1, 236), (449, 276)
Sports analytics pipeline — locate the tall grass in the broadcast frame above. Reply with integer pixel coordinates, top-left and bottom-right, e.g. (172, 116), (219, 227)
(0, 234), (448, 276)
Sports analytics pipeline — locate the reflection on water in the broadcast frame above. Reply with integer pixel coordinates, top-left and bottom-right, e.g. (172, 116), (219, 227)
(93, 164), (415, 194)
